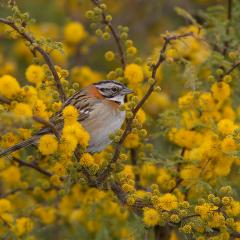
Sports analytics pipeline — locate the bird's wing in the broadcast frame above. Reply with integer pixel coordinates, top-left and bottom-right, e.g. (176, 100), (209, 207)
(37, 89), (100, 135)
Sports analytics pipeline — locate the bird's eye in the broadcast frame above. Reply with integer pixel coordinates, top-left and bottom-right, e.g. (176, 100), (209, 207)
(112, 87), (118, 92)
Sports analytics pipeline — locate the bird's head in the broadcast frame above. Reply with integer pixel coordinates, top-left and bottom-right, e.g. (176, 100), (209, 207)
(94, 80), (133, 104)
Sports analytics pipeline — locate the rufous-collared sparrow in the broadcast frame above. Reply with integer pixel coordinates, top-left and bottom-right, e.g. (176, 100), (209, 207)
(0, 80), (133, 157)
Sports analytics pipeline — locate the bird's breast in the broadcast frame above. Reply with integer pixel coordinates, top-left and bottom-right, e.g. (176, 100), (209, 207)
(81, 102), (125, 152)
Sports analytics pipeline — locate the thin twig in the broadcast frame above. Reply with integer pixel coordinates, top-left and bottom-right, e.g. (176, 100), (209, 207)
(0, 95), (11, 104)
(12, 156), (52, 177)
(0, 18), (66, 102)
(32, 115), (60, 140)
(91, 0), (126, 69)
(97, 32), (193, 184)
(225, 61), (240, 75)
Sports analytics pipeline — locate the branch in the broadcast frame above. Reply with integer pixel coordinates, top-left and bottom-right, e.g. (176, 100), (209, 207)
(225, 61), (240, 75)
(97, 32), (193, 184)
(0, 95), (11, 104)
(91, 0), (126, 69)
(12, 156), (52, 177)
(32, 116), (60, 140)
(0, 18), (66, 102)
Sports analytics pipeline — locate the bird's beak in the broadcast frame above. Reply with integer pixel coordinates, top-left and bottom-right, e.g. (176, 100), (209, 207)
(121, 87), (134, 95)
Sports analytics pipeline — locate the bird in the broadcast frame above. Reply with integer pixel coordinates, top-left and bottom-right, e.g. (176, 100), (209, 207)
(0, 80), (133, 157)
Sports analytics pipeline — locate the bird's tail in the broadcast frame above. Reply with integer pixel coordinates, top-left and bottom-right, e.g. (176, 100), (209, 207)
(0, 135), (39, 158)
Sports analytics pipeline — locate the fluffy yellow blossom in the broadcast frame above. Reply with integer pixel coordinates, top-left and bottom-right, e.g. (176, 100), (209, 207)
(35, 207), (56, 224)
(124, 64), (144, 85)
(38, 134), (58, 155)
(52, 162), (66, 176)
(136, 108), (146, 124)
(157, 168), (176, 191)
(32, 100), (49, 120)
(143, 208), (160, 227)
(217, 119), (237, 135)
(145, 92), (170, 116)
(221, 137), (237, 152)
(195, 203), (218, 220)
(13, 103), (32, 118)
(63, 105), (79, 124)
(25, 64), (45, 85)
(69, 209), (85, 223)
(178, 92), (195, 109)
(156, 193), (178, 211)
(198, 92), (215, 111)
(0, 166), (21, 186)
(64, 22), (87, 44)
(225, 201), (240, 217)
(15, 217), (34, 236)
(124, 133), (140, 148)
(59, 134), (78, 155)
(0, 74), (20, 98)
(50, 174), (62, 187)
(211, 82), (231, 102)
(80, 153), (95, 167)
(0, 199), (12, 214)
(208, 212), (225, 228)
(62, 123), (89, 148)
(70, 66), (102, 87)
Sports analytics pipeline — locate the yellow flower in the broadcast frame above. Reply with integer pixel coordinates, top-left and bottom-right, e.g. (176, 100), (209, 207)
(15, 217), (34, 236)
(198, 92), (215, 111)
(35, 207), (56, 225)
(104, 51), (115, 61)
(195, 203), (218, 220)
(0, 74), (20, 98)
(178, 92), (195, 109)
(50, 174), (62, 187)
(156, 193), (178, 211)
(124, 133), (140, 149)
(136, 108), (146, 124)
(143, 207), (160, 227)
(211, 82), (231, 102)
(64, 22), (87, 44)
(0, 199), (12, 214)
(25, 64), (45, 85)
(63, 105), (79, 124)
(71, 66), (102, 87)
(217, 119), (237, 135)
(124, 64), (144, 85)
(221, 137), (237, 152)
(69, 209), (85, 223)
(62, 123), (90, 148)
(13, 103), (32, 118)
(38, 134), (58, 155)
(80, 153), (95, 167)
(0, 166), (21, 186)
(59, 134), (78, 155)
(32, 99), (49, 120)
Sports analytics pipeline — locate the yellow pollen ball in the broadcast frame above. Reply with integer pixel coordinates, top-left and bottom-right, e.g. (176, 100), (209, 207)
(0, 74), (20, 98)
(13, 103), (33, 118)
(124, 63), (144, 85)
(217, 119), (237, 135)
(25, 64), (45, 85)
(143, 207), (160, 227)
(63, 105), (79, 124)
(64, 22), (87, 44)
(38, 134), (58, 155)
(15, 217), (34, 236)
(157, 193), (178, 211)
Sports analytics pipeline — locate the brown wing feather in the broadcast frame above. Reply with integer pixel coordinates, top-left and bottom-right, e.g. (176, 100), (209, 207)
(37, 87), (100, 135)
